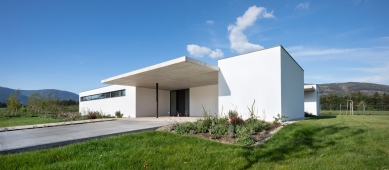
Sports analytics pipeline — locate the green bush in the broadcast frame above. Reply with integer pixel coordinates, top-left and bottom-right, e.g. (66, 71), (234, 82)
(175, 122), (196, 134)
(210, 124), (228, 135)
(235, 125), (249, 135)
(236, 134), (254, 146)
(115, 110), (123, 118)
(196, 119), (209, 133)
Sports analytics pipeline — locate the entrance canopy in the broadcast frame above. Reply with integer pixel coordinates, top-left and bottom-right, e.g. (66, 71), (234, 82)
(101, 57), (219, 91)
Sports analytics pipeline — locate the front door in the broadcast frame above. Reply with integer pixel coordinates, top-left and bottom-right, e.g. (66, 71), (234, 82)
(170, 89), (189, 116)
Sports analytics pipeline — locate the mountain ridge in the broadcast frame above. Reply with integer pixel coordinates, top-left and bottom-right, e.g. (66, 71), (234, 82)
(317, 82), (389, 96)
(0, 86), (79, 105)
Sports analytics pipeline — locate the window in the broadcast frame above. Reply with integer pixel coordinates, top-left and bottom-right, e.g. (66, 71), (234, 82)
(81, 89), (125, 102)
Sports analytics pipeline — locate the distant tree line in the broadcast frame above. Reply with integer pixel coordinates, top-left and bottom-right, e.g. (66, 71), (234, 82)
(3, 90), (78, 115)
(321, 92), (389, 111)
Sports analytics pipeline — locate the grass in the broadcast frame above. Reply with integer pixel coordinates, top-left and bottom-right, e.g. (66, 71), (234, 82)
(0, 116), (72, 127)
(1, 115), (389, 169)
(321, 109), (389, 115)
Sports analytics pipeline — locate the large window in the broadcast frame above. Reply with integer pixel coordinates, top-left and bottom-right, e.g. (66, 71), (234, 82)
(81, 89), (125, 102)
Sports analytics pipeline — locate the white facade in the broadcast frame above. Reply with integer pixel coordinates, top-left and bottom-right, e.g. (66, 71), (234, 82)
(79, 85), (172, 118)
(189, 85), (218, 117)
(304, 84), (321, 115)
(218, 46), (304, 121)
(79, 85), (136, 118)
(80, 45), (313, 121)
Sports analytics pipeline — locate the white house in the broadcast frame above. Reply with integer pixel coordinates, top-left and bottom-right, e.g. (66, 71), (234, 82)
(79, 45), (319, 121)
(304, 84), (321, 116)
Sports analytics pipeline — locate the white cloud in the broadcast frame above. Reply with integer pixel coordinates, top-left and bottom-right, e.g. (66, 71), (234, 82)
(206, 20), (214, 24)
(227, 6), (275, 54)
(187, 44), (224, 58)
(295, 2), (309, 10)
(209, 49), (224, 58)
(187, 44), (211, 57)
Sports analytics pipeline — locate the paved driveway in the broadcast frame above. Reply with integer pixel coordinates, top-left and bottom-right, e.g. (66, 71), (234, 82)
(0, 118), (183, 154)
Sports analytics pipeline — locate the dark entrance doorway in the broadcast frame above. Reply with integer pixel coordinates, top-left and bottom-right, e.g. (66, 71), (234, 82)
(170, 89), (189, 116)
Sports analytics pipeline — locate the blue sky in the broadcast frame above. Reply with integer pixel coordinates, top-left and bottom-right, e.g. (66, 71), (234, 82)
(1, 0), (388, 94)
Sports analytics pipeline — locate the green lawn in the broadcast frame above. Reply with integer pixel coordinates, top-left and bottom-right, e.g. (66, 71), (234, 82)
(1, 115), (388, 169)
(321, 109), (389, 115)
(0, 116), (71, 127)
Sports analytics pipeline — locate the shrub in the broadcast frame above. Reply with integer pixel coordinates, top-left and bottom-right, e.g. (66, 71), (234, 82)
(235, 125), (249, 135)
(229, 110), (244, 126)
(211, 116), (229, 126)
(246, 119), (267, 133)
(175, 122), (196, 134)
(236, 134), (254, 146)
(87, 113), (97, 119)
(115, 110), (123, 118)
(196, 119), (209, 133)
(210, 124), (228, 135)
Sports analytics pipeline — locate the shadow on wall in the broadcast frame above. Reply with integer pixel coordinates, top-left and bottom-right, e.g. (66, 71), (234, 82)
(218, 71), (231, 96)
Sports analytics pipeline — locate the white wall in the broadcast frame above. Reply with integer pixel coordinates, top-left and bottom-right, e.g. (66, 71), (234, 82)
(281, 48), (304, 120)
(304, 85), (321, 115)
(218, 46), (282, 121)
(136, 87), (170, 117)
(79, 85), (136, 118)
(190, 85), (218, 117)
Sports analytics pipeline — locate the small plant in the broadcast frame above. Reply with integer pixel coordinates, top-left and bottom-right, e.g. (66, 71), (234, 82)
(229, 110), (244, 126)
(87, 113), (97, 119)
(196, 119), (209, 133)
(115, 110), (123, 118)
(236, 134), (254, 146)
(273, 113), (288, 124)
(235, 125), (249, 135)
(210, 124), (228, 135)
(175, 122), (196, 134)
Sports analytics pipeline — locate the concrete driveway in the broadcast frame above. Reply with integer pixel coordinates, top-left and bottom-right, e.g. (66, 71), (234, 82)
(0, 117), (199, 154)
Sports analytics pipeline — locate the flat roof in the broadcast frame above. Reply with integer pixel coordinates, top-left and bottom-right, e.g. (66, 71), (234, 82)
(101, 56), (219, 91)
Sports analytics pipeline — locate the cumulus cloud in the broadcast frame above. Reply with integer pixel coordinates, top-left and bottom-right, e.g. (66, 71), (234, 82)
(187, 44), (211, 57)
(206, 20), (214, 24)
(227, 6), (275, 54)
(187, 44), (224, 58)
(209, 49), (224, 58)
(295, 2), (309, 10)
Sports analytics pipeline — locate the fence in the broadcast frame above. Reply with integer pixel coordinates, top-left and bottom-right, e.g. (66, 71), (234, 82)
(320, 104), (389, 115)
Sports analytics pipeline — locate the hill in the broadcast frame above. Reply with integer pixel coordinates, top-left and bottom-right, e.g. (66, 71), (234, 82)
(0, 86), (79, 105)
(317, 82), (389, 96)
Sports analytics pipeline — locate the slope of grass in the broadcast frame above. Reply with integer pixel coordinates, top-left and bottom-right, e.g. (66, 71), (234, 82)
(1, 115), (388, 169)
(0, 116), (70, 127)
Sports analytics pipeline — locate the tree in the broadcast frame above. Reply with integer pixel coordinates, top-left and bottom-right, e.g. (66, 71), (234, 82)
(6, 90), (22, 114)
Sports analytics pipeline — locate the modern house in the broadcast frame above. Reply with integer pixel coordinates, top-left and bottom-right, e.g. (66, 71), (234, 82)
(79, 45), (320, 121)
(304, 84), (321, 115)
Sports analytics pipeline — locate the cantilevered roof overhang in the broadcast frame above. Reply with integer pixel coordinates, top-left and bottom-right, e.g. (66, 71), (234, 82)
(304, 85), (315, 92)
(101, 56), (219, 91)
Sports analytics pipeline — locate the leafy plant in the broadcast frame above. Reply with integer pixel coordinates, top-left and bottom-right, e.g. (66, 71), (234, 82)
(228, 110), (244, 126)
(273, 113), (288, 124)
(210, 124), (228, 135)
(175, 122), (196, 134)
(236, 134), (254, 146)
(196, 119), (209, 133)
(228, 124), (236, 138)
(87, 113), (97, 119)
(115, 110), (123, 118)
